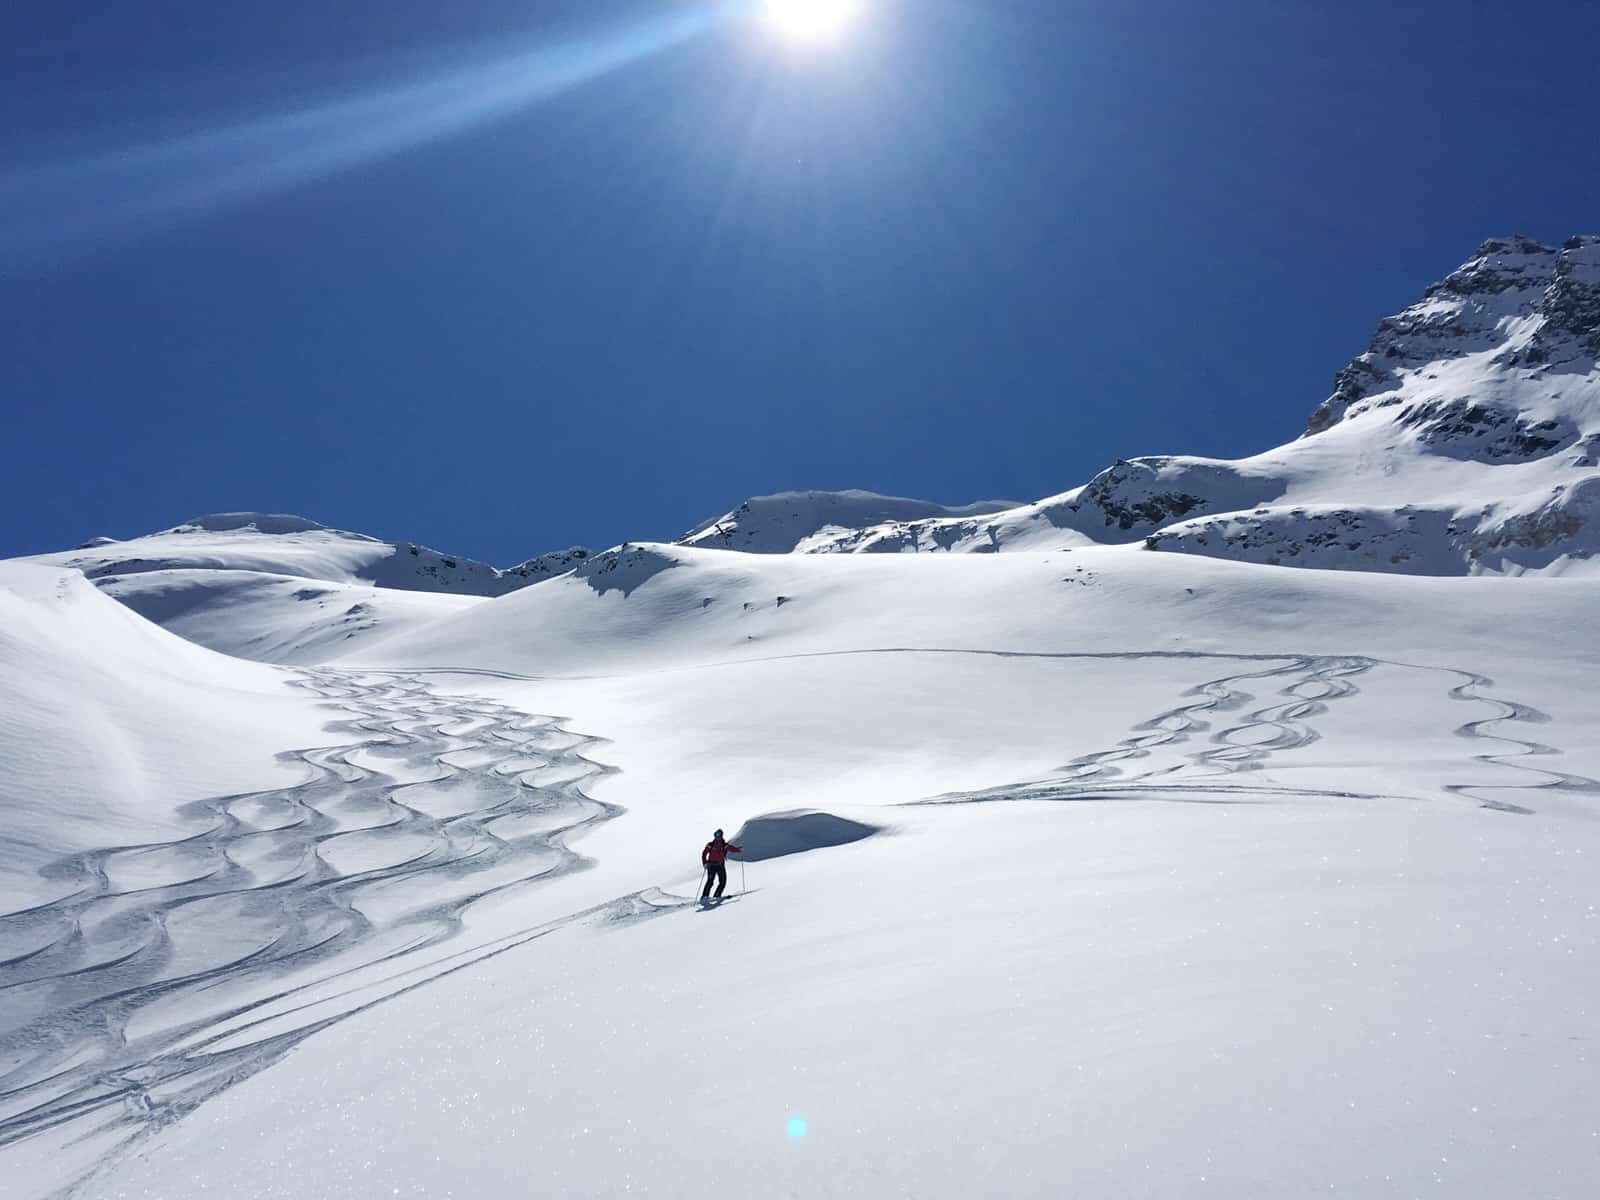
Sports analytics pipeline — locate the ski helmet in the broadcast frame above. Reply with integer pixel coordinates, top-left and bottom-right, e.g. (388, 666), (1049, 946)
(714, 829), (723, 838)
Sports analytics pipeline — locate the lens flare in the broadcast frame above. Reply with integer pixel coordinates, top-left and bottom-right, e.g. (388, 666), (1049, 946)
(0, 9), (712, 267)
(764, 0), (858, 41)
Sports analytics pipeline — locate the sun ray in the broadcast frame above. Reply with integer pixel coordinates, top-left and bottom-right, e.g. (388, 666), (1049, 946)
(0, 9), (714, 266)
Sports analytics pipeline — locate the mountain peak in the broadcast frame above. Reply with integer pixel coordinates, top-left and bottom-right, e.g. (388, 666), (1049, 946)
(675, 235), (1600, 576)
(1307, 233), (1599, 435)
(1544, 234), (1600, 354)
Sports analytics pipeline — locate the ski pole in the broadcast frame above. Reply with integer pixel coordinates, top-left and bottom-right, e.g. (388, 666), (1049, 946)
(740, 858), (746, 894)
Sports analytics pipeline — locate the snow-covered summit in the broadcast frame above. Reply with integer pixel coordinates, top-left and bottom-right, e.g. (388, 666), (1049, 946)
(17, 514), (595, 664)
(1308, 233), (1600, 435)
(27, 511), (599, 598)
(716, 236), (1600, 575)
(677, 489), (1017, 554)
(30, 511), (538, 595)
(1143, 234), (1600, 573)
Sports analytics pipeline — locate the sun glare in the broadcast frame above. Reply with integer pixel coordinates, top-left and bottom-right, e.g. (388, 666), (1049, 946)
(764, 0), (859, 41)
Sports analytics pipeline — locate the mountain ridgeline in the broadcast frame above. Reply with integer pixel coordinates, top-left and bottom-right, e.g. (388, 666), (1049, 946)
(678, 235), (1600, 576)
(20, 235), (1600, 616)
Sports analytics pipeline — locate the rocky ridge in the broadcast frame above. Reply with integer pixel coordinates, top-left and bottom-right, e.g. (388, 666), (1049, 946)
(682, 235), (1600, 576)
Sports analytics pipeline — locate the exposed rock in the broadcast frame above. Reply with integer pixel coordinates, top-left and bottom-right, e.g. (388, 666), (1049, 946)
(1397, 399), (1576, 462)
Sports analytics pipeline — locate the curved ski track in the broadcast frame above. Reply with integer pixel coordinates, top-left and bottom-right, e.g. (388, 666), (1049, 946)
(897, 652), (1600, 813)
(0, 670), (690, 1195)
(0, 652), (1592, 1196)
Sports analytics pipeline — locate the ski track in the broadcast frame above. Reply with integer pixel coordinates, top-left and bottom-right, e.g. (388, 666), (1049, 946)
(897, 652), (1600, 814)
(0, 669), (693, 1197)
(0, 653), (1593, 1196)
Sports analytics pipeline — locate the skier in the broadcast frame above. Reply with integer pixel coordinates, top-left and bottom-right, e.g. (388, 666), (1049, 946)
(700, 828), (742, 900)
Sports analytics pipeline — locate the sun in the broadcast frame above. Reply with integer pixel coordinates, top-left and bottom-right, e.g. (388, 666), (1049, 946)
(764, 0), (859, 41)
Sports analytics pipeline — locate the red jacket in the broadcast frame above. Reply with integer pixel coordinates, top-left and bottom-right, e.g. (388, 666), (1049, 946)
(702, 838), (741, 866)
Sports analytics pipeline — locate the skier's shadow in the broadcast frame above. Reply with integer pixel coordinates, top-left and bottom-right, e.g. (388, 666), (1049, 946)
(694, 889), (759, 911)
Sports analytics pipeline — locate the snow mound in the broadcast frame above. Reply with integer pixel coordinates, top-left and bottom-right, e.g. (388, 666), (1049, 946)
(729, 810), (881, 862)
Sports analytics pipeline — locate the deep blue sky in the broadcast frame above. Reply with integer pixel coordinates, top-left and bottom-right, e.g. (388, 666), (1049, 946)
(4, 0), (1597, 564)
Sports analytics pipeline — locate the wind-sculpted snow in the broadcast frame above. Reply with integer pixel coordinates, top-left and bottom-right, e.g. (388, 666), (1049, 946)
(0, 669), (667, 1192)
(910, 651), (1600, 814)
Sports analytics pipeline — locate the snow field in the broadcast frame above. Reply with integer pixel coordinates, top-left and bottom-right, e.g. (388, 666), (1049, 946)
(103, 795), (1600, 1199)
(4, 518), (1599, 1196)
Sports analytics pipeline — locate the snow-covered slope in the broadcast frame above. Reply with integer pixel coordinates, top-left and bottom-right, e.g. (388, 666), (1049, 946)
(0, 563), (334, 910)
(18, 513), (595, 663)
(8, 550), (1600, 1198)
(686, 237), (1600, 575)
(92, 569), (484, 665)
(84, 541), (1600, 1200)
(28, 511), (594, 596)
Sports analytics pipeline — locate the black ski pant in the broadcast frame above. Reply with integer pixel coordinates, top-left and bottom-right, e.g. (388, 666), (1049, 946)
(702, 863), (727, 899)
